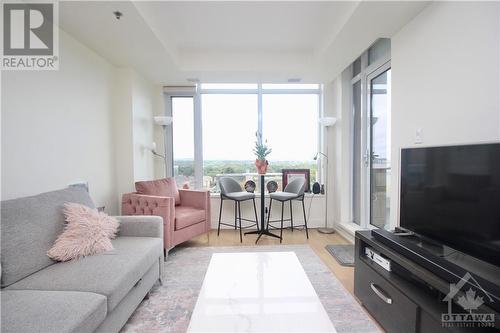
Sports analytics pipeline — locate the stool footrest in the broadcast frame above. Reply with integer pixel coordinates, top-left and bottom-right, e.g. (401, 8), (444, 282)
(218, 222), (258, 229)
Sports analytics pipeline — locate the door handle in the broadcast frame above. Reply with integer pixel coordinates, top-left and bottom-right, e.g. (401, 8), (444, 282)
(363, 150), (370, 166)
(370, 283), (392, 304)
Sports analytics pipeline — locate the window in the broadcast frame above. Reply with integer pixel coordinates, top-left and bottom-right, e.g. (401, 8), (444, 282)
(263, 94), (319, 190)
(172, 97), (196, 188)
(352, 57), (361, 78)
(261, 84), (319, 90)
(200, 83), (257, 90)
(203, 84), (321, 192)
(169, 84), (322, 192)
(368, 38), (391, 65)
(202, 94), (258, 191)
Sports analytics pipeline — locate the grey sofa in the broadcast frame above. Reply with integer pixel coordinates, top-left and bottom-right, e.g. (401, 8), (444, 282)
(1, 187), (164, 333)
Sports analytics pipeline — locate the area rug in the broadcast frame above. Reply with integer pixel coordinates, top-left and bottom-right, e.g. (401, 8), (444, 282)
(121, 245), (380, 333)
(325, 244), (355, 267)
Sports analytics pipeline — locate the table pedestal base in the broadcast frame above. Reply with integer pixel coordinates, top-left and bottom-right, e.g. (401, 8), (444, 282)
(245, 229), (281, 243)
(249, 175), (283, 244)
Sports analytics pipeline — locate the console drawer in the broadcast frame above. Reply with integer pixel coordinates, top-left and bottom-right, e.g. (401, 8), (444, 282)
(355, 258), (418, 333)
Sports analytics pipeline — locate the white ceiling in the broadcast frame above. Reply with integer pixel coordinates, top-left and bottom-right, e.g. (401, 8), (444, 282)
(59, 1), (429, 85)
(134, 2), (357, 54)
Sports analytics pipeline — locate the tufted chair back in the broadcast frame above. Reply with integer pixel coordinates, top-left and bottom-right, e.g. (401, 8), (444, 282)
(121, 194), (164, 215)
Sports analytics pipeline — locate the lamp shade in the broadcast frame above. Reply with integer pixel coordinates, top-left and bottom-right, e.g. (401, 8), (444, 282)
(318, 117), (337, 127)
(154, 116), (173, 126)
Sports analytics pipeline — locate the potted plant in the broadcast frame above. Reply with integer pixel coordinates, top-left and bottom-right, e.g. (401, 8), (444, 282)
(253, 134), (272, 174)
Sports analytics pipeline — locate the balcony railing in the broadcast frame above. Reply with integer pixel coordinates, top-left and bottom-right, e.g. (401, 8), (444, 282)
(207, 172), (283, 193)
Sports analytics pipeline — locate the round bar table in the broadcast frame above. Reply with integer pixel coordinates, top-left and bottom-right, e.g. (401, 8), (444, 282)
(245, 174), (281, 243)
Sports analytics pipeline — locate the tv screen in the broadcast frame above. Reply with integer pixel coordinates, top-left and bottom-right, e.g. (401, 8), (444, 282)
(400, 143), (500, 266)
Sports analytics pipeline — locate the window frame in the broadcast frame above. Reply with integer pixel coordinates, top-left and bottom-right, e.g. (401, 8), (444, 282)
(164, 87), (202, 188)
(166, 84), (323, 189)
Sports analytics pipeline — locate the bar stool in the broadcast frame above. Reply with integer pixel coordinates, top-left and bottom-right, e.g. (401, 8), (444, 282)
(217, 177), (259, 242)
(266, 177), (308, 243)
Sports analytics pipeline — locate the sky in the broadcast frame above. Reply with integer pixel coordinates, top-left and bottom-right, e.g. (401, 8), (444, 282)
(172, 93), (319, 162)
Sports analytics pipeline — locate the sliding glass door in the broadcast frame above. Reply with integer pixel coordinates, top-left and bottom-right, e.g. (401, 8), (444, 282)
(368, 65), (391, 229)
(349, 39), (391, 229)
(352, 80), (362, 225)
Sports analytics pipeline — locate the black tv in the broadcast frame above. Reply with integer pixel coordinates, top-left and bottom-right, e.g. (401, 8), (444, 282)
(400, 142), (500, 267)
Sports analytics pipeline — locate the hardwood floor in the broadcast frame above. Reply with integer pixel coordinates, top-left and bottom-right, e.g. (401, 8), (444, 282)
(178, 228), (356, 294)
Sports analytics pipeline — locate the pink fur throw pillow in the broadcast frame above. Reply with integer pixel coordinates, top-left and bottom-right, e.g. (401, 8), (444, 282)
(47, 203), (119, 262)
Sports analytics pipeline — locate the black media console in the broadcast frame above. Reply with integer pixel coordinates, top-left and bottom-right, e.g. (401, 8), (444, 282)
(354, 230), (500, 333)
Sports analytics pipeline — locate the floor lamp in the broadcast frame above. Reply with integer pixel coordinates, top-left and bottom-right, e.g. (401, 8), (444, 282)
(316, 117), (337, 234)
(151, 116), (173, 177)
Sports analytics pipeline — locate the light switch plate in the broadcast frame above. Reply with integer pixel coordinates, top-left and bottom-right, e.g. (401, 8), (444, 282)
(415, 128), (423, 144)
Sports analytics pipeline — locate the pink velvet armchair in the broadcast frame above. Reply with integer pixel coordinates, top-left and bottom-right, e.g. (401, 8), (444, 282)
(122, 178), (211, 251)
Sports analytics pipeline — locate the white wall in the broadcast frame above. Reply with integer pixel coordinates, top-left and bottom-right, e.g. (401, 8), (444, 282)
(132, 73), (156, 181)
(1, 30), (118, 213)
(113, 69), (161, 211)
(389, 1), (500, 227)
(2, 29), (161, 213)
(153, 88), (166, 179)
(113, 68), (135, 207)
(323, 70), (358, 241)
(323, 80), (343, 229)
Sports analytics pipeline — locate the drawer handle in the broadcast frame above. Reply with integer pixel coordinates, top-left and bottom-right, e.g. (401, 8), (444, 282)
(370, 283), (392, 304)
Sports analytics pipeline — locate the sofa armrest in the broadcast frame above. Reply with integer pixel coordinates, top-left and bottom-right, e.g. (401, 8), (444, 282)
(114, 215), (164, 238)
(179, 189), (210, 210)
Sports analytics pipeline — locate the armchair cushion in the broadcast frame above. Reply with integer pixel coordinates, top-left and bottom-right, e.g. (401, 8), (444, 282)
(175, 207), (206, 230)
(135, 178), (180, 205)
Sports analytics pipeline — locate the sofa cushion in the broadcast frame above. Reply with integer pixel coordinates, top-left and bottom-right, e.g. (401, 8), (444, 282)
(135, 178), (180, 205)
(175, 206), (206, 230)
(1, 290), (106, 333)
(1, 187), (95, 287)
(6, 237), (162, 312)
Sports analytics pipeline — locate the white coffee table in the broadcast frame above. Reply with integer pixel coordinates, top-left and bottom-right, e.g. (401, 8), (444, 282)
(187, 252), (337, 332)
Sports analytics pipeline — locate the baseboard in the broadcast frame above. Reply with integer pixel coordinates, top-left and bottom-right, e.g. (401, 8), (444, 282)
(334, 224), (355, 243)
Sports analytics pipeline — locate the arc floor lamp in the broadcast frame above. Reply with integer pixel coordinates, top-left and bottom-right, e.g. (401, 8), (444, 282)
(151, 116), (173, 177)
